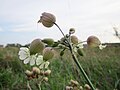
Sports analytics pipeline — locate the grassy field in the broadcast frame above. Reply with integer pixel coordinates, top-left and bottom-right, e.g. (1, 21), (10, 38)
(0, 45), (120, 90)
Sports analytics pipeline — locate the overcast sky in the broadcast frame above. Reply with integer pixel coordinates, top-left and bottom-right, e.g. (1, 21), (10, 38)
(0, 0), (120, 45)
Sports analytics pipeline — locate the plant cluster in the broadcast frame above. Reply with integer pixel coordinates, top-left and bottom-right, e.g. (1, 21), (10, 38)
(18, 12), (106, 90)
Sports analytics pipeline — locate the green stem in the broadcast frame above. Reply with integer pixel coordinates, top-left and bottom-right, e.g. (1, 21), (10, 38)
(54, 23), (66, 38)
(27, 81), (32, 90)
(69, 44), (96, 90)
(55, 23), (96, 90)
(38, 84), (41, 90)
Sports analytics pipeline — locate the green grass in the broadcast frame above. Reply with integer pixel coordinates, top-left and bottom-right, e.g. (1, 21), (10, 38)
(0, 45), (120, 90)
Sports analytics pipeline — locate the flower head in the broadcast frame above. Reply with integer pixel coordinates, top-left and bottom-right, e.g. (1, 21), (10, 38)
(18, 47), (50, 69)
(70, 35), (79, 44)
(18, 47), (43, 66)
(42, 38), (54, 46)
(30, 39), (45, 55)
(39, 61), (50, 69)
(38, 12), (56, 28)
(43, 47), (54, 61)
(87, 36), (101, 47)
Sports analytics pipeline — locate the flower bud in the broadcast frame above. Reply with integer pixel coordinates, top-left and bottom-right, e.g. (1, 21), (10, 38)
(43, 77), (49, 82)
(77, 48), (84, 56)
(69, 28), (75, 34)
(52, 41), (59, 47)
(30, 39), (45, 55)
(25, 70), (33, 77)
(70, 35), (79, 44)
(43, 47), (54, 61)
(65, 86), (73, 90)
(42, 38), (54, 46)
(40, 70), (44, 75)
(79, 86), (83, 90)
(44, 69), (51, 76)
(60, 50), (65, 56)
(87, 36), (101, 47)
(84, 84), (91, 90)
(32, 67), (40, 74)
(38, 12), (56, 28)
(70, 79), (79, 86)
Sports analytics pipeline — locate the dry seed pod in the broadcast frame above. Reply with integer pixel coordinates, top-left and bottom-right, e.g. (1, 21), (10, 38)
(43, 47), (54, 61)
(38, 12), (56, 28)
(70, 35), (79, 44)
(42, 38), (54, 46)
(30, 39), (45, 55)
(87, 36), (101, 47)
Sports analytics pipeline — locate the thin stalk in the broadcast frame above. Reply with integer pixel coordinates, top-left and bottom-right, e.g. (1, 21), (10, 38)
(27, 81), (32, 90)
(54, 23), (66, 37)
(55, 23), (96, 90)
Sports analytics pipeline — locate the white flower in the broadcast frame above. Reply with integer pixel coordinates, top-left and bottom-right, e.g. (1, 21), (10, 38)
(18, 47), (43, 66)
(99, 44), (107, 50)
(18, 47), (50, 68)
(39, 61), (50, 69)
(36, 55), (43, 65)
(18, 47), (30, 60)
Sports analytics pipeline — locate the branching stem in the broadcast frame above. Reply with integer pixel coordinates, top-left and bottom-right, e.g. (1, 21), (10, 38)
(55, 23), (96, 90)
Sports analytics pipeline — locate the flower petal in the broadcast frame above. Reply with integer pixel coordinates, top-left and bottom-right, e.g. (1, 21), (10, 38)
(20, 47), (29, 52)
(39, 61), (50, 69)
(29, 55), (36, 66)
(39, 62), (45, 69)
(36, 55), (43, 65)
(19, 51), (28, 60)
(99, 44), (107, 50)
(24, 57), (30, 64)
(44, 61), (50, 68)
(18, 47), (30, 60)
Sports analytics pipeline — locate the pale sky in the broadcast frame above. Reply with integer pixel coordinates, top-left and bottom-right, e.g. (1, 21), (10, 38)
(0, 0), (120, 45)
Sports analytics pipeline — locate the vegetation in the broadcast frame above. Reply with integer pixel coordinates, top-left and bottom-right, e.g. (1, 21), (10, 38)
(0, 44), (120, 90)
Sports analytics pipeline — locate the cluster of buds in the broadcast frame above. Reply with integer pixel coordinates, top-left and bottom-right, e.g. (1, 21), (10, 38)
(25, 67), (40, 80)
(25, 67), (51, 82)
(59, 28), (85, 57)
(30, 38), (55, 61)
(65, 79), (95, 90)
(65, 79), (81, 90)
(36, 12), (104, 90)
